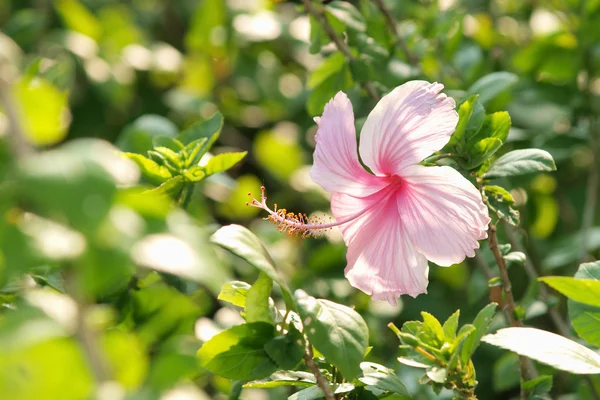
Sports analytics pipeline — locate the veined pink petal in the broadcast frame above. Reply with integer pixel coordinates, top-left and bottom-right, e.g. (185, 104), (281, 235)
(358, 81), (458, 176)
(397, 165), (491, 266)
(343, 195), (429, 305)
(310, 92), (385, 197)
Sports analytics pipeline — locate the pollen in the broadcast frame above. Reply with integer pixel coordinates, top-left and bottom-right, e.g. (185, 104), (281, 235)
(246, 186), (333, 238)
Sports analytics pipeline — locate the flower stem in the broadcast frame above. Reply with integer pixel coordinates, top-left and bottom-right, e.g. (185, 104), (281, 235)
(303, 343), (335, 400)
(301, 0), (380, 102)
(227, 381), (244, 400)
(488, 223), (536, 399)
(372, 0), (418, 66)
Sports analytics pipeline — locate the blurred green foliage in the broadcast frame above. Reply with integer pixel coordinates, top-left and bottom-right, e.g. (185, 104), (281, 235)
(0, 0), (600, 399)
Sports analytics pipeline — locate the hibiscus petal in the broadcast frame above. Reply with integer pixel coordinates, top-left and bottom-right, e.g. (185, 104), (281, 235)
(330, 180), (395, 245)
(398, 165), (491, 267)
(343, 197), (429, 305)
(310, 92), (384, 196)
(358, 81), (458, 176)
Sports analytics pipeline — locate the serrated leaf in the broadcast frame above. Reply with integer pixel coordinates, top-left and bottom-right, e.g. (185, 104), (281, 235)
(154, 146), (183, 169)
(218, 281), (251, 308)
(124, 153), (172, 183)
(152, 136), (184, 152)
(466, 71), (518, 106)
(178, 112), (223, 147)
(185, 137), (209, 166)
(325, 0), (366, 32)
(197, 322), (277, 380)
(295, 290), (368, 379)
(483, 149), (556, 179)
(146, 176), (184, 197)
(482, 327), (600, 374)
(569, 261), (600, 347)
(539, 276), (600, 308)
(264, 325), (304, 370)
(464, 137), (502, 170)
(442, 310), (460, 342)
(359, 362), (410, 397)
(202, 152), (247, 177)
(210, 225), (296, 311)
(246, 273), (274, 325)
(484, 185), (520, 226)
(460, 303), (497, 364)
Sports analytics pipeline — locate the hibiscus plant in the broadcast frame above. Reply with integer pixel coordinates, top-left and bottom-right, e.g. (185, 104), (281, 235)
(1, 1), (600, 400)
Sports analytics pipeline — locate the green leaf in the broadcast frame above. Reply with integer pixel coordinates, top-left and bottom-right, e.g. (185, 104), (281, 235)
(481, 111), (511, 143)
(466, 72), (518, 106)
(19, 142), (117, 234)
(442, 310), (460, 343)
(483, 185), (520, 226)
(460, 303), (497, 364)
(210, 225), (296, 311)
(483, 149), (557, 179)
(154, 146), (183, 170)
(197, 322), (278, 380)
(426, 367), (448, 383)
(523, 375), (553, 395)
(124, 153), (172, 183)
(325, 1), (366, 32)
(218, 281), (251, 308)
(539, 276), (600, 308)
(14, 77), (70, 146)
(246, 273), (275, 325)
(152, 136), (184, 152)
(358, 362), (410, 397)
(116, 114), (178, 155)
(420, 312), (445, 344)
(482, 327), (600, 374)
(295, 290), (368, 379)
(185, 138), (209, 167)
(307, 52), (346, 89)
(146, 176), (185, 197)
(264, 325), (304, 370)
(202, 152), (247, 177)
(307, 62), (353, 116)
(463, 137), (502, 170)
(244, 371), (315, 389)
(309, 15), (327, 54)
(569, 261), (600, 347)
(447, 95), (480, 148)
(178, 112), (223, 147)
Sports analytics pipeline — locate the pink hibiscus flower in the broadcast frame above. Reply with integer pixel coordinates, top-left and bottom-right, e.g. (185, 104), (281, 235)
(249, 81), (490, 305)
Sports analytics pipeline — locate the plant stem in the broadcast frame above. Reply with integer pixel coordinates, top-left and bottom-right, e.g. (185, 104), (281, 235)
(301, 0), (380, 102)
(372, 0), (418, 66)
(303, 343), (335, 400)
(504, 225), (571, 337)
(228, 380), (244, 400)
(488, 223), (536, 400)
(178, 183), (195, 209)
(423, 153), (453, 164)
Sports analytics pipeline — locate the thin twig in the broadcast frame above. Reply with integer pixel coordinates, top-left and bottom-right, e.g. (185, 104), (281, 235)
(488, 224), (536, 399)
(303, 343), (335, 400)
(504, 225), (571, 337)
(372, 0), (419, 66)
(581, 116), (599, 262)
(0, 77), (31, 157)
(65, 272), (112, 384)
(301, 0), (380, 102)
